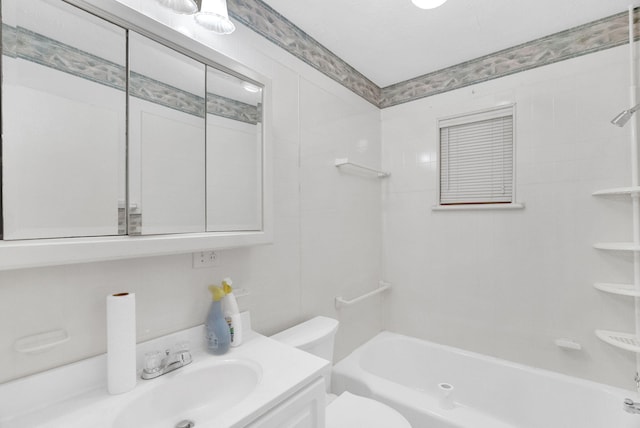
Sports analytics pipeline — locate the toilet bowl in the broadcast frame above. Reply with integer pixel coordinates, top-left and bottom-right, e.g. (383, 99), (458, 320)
(326, 391), (410, 428)
(271, 317), (411, 428)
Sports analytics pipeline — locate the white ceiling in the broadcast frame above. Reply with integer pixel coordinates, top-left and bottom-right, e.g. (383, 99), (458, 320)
(261, 0), (636, 87)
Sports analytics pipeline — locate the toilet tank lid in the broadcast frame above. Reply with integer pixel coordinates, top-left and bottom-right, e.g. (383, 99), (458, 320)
(271, 316), (339, 348)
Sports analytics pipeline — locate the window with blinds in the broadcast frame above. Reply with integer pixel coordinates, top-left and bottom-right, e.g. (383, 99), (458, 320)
(439, 106), (514, 206)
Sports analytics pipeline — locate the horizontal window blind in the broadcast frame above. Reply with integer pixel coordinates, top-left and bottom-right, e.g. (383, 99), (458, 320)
(439, 108), (513, 205)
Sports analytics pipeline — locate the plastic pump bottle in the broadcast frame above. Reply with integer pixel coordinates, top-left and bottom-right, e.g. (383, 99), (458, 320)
(222, 277), (243, 347)
(206, 285), (231, 355)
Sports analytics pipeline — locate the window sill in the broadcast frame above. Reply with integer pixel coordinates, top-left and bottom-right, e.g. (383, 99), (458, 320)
(432, 202), (525, 212)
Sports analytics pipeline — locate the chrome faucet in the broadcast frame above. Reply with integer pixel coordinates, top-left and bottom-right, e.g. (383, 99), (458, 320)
(624, 398), (640, 414)
(141, 343), (192, 380)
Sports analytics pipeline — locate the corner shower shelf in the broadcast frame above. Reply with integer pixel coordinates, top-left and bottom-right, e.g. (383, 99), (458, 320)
(593, 242), (640, 251)
(594, 282), (640, 297)
(593, 9), (640, 359)
(595, 330), (640, 353)
(592, 186), (640, 196)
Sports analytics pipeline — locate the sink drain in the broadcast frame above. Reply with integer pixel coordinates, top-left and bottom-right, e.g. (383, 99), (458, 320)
(175, 420), (195, 428)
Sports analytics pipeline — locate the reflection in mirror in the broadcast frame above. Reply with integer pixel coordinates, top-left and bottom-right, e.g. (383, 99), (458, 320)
(1, 0), (126, 240)
(128, 32), (206, 235)
(206, 67), (263, 231)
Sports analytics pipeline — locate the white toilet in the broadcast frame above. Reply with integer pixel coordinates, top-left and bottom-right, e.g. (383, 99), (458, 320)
(271, 316), (411, 428)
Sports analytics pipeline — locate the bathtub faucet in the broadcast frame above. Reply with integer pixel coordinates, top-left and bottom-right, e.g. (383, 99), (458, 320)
(623, 398), (640, 414)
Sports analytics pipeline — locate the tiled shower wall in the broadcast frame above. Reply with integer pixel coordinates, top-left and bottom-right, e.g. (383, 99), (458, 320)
(0, 3), (382, 383)
(381, 44), (637, 389)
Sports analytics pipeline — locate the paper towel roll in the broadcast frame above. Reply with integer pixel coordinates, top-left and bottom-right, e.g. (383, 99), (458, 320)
(107, 292), (136, 394)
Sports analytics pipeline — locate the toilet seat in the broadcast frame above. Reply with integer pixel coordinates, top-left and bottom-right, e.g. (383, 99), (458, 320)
(326, 391), (412, 428)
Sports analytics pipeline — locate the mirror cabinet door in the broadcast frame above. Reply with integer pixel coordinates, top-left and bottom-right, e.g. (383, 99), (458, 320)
(1, 0), (266, 249)
(1, 0), (127, 240)
(206, 67), (263, 232)
(128, 32), (206, 235)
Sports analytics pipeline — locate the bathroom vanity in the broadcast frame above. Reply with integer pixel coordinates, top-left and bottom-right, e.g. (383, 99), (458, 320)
(0, 319), (329, 427)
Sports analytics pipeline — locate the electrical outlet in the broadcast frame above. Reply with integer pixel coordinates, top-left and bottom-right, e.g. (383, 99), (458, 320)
(192, 250), (219, 268)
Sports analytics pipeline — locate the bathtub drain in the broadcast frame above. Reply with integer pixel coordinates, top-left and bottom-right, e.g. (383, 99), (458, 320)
(175, 420), (195, 428)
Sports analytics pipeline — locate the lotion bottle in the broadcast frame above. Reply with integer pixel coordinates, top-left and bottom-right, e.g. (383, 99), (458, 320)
(222, 277), (243, 347)
(205, 285), (231, 355)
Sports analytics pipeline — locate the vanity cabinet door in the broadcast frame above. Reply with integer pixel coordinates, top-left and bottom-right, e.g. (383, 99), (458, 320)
(206, 67), (263, 232)
(128, 32), (206, 235)
(1, 0), (127, 240)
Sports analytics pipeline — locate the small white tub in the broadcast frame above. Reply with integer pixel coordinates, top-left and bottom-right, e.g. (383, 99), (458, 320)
(332, 331), (640, 428)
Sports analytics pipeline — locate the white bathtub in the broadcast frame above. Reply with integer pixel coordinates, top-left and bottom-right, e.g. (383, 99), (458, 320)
(332, 331), (640, 428)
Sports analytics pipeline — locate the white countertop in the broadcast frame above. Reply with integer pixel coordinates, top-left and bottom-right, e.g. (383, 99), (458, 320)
(0, 320), (329, 428)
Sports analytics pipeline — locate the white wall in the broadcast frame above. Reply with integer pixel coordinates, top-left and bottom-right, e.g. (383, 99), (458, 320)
(3, 0), (632, 391)
(381, 44), (637, 389)
(0, 2), (382, 383)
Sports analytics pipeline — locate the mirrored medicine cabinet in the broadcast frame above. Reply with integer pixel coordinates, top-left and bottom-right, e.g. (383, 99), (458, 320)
(0, 0), (272, 270)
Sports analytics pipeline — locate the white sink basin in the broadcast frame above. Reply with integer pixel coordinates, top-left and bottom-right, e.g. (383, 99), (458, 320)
(0, 324), (330, 428)
(113, 359), (262, 428)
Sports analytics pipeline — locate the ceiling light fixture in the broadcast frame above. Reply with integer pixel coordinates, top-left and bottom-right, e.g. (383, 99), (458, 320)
(156, 0), (199, 14)
(411, 0), (448, 10)
(194, 0), (236, 35)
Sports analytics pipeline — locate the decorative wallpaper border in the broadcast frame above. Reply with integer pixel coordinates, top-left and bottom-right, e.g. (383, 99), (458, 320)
(229, 1), (638, 109)
(4, 5), (637, 111)
(227, 0), (381, 106)
(379, 10), (640, 108)
(2, 24), (126, 91)
(2, 24), (260, 123)
(206, 94), (260, 125)
(129, 72), (205, 118)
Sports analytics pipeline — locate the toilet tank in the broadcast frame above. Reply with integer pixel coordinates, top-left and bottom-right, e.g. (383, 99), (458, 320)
(271, 316), (339, 363)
